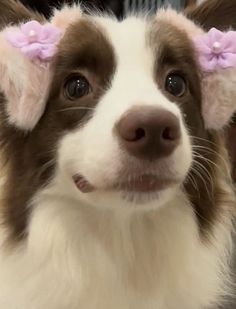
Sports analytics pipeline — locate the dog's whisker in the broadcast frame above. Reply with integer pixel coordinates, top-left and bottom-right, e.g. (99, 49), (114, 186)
(189, 136), (218, 146)
(36, 158), (56, 180)
(185, 173), (199, 192)
(192, 152), (219, 171)
(193, 162), (214, 196)
(190, 163), (213, 201)
(192, 145), (229, 168)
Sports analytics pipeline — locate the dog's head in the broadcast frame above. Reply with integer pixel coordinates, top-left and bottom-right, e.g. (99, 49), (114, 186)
(1, 0), (236, 241)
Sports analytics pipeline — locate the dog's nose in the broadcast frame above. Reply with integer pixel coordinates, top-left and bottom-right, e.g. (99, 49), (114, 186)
(116, 107), (181, 160)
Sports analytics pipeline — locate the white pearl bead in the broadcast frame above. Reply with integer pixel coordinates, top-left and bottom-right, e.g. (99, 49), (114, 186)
(212, 41), (221, 53)
(28, 30), (36, 39)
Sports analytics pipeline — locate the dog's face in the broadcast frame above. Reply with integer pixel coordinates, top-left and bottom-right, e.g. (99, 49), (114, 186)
(53, 16), (198, 209)
(1, 2), (236, 240)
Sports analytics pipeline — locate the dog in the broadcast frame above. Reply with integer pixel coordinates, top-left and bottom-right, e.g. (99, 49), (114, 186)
(0, 0), (235, 308)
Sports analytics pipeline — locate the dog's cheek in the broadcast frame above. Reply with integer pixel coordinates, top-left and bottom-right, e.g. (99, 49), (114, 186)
(57, 110), (122, 187)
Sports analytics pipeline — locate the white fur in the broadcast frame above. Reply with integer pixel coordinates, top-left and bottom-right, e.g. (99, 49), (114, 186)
(0, 9), (234, 309)
(197, 0), (206, 4)
(0, 179), (233, 309)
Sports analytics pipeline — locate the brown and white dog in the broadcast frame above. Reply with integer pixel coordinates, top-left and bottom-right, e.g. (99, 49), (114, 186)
(0, 0), (235, 308)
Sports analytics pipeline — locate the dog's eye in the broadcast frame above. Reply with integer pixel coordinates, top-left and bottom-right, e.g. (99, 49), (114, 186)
(64, 75), (91, 100)
(165, 74), (186, 97)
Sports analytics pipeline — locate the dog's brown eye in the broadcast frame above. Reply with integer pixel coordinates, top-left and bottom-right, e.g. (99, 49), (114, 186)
(64, 75), (91, 100)
(165, 74), (186, 97)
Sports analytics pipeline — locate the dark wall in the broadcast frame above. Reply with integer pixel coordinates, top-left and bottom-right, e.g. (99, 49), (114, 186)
(20, 0), (123, 18)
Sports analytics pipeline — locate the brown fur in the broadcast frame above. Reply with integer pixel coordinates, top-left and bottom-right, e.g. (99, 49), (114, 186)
(0, 0), (44, 29)
(0, 18), (116, 242)
(186, 0), (236, 31)
(185, 0), (197, 7)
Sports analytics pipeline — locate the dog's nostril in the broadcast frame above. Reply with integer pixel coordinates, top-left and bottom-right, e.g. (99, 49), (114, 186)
(122, 127), (146, 142)
(162, 127), (177, 141)
(134, 128), (146, 141)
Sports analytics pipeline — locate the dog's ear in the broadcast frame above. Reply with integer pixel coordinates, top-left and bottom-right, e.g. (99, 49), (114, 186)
(184, 0), (236, 130)
(0, 5), (82, 131)
(157, 7), (236, 131)
(193, 29), (236, 131)
(0, 24), (56, 131)
(186, 0), (236, 31)
(185, 0), (236, 129)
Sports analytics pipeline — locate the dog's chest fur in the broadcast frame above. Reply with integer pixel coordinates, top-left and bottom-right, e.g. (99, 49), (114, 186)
(0, 180), (231, 309)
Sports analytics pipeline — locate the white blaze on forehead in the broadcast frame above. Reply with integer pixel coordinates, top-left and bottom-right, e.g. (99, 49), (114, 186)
(93, 15), (180, 117)
(97, 17), (152, 69)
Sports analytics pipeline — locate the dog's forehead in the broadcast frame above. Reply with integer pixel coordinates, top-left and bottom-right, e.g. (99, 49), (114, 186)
(57, 13), (195, 72)
(95, 16), (150, 55)
(57, 15), (152, 70)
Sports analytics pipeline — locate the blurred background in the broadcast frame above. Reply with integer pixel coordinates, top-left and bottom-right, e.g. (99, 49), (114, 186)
(19, 0), (197, 18)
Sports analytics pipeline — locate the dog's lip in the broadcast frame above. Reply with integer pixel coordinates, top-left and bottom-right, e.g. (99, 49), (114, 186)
(73, 174), (177, 194)
(73, 174), (95, 193)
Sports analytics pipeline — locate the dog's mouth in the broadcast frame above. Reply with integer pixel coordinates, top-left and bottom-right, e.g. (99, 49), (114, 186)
(73, 174), (177, 194)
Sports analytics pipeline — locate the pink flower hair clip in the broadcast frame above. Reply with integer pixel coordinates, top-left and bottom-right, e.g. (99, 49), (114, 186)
(194, 27), (236, 73)
(5, 20), (62, 64)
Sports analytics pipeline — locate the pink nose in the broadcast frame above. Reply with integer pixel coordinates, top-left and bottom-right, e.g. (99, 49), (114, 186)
(116, 107), (181, 161)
